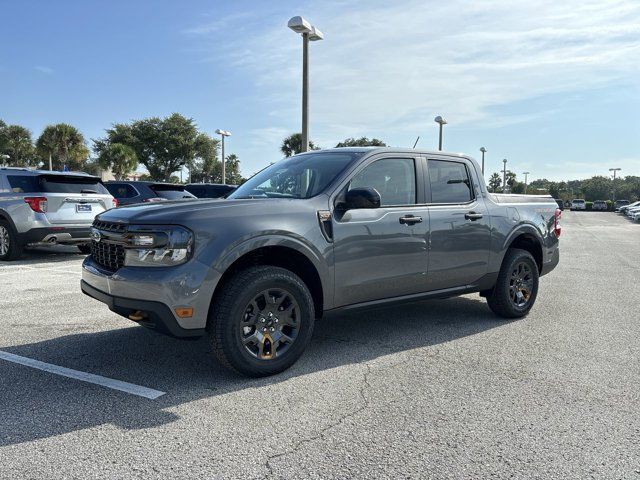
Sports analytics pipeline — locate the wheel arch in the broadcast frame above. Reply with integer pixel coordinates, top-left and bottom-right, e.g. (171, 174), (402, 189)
(210, 242), (327, 323)
(503, 227), (543, 273)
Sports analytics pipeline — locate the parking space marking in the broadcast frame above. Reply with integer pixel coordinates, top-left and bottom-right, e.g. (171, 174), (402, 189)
(0, 351), (166, 399)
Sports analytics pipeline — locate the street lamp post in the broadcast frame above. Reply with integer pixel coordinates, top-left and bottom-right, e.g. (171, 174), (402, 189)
(479, 147), (486, 175)
(609, 167), (621, 201)
(502, 158), (508, 193)
(216, 129), (232, 184)
(288, 16), (324, 153)
(434, 116), (447, 151)
(523, 171), (530, 194)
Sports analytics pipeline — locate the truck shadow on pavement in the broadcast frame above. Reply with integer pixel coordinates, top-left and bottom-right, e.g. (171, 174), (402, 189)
(0, 296), (509, 447)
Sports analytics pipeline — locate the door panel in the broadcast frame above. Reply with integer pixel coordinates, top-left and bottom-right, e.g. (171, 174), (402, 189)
(333, 206), (430, 306)
(425, 158), (491, 290)
(427, 200), (491, 290)
(332, 156), (429, 307)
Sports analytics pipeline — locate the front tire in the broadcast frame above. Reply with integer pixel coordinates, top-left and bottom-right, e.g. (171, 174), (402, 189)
(0, 220), (23, 261)
(208, 266), (315, 377)
(486, 248), (539, 318)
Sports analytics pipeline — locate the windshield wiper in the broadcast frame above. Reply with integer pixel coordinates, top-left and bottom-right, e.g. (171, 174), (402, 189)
(81, 189), (98, 194)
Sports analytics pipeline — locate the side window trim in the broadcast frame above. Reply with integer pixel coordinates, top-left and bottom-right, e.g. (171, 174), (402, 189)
(426, 158), (476, 206)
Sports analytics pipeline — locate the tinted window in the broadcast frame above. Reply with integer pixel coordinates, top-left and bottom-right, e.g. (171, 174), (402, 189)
(428, 160), (473, 203)
(7, 175), (38, 193)
(149, 184), (196, 200)
(229, 152), (362, 200)
(106, 183), (138, 198)
(350, 158), (416, 206)
(8, 175), (108, 194)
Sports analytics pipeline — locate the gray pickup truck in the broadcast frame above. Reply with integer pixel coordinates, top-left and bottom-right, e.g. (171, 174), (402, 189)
(81, 148), (561, 376)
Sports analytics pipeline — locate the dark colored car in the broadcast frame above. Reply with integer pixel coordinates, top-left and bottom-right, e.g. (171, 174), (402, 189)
(83, 148), (561, 377)
(185, 183), (237, 199)
(105, 181), (196, 206)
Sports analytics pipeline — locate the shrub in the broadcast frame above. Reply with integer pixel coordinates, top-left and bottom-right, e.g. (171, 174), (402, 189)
(585, 201), (593, 210)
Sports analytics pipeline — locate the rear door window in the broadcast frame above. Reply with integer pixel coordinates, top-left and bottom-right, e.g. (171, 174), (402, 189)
(106, 183), (138, 198)
(149, 184), (196, 200)
(427, 160), (473, 203)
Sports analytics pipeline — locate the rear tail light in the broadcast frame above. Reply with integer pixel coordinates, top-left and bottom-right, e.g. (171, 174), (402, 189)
(112, 198), (118, 208)
(24, 196), (48, 213)
(554, 208), (562, 237)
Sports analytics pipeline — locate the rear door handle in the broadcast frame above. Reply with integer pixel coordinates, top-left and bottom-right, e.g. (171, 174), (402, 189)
(465, 211), (483, 221)
(399, 215), (423, 225)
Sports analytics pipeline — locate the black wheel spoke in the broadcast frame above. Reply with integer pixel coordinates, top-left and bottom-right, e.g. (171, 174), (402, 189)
(240, 287), (300, 360)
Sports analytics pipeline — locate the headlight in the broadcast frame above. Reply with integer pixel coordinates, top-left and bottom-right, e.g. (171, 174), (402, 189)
(123, 225), (194, 267)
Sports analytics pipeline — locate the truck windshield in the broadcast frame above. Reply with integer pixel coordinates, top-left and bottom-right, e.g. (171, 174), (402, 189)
(229, 152), (364, 200)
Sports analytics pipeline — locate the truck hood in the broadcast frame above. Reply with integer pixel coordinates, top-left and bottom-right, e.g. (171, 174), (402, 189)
(96, 198), (319, 225)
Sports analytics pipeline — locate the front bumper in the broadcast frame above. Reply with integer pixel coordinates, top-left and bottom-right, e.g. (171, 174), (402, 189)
(81, 255), (222, 336)
(81, 280), (205, 338)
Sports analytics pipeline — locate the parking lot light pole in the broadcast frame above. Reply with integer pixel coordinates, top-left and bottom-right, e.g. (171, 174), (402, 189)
(479, 147), (486, 175)
(502, 158), (508, 193)
(609, 167), (621, 202)
(288, 16), (324, 153)
(523, 171), (530, 194)
(216, 129), (231, 184)
(434, 116), (447, 151)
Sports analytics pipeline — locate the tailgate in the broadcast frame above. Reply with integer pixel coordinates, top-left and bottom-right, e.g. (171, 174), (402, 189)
(45, 193), (113, 225)
(35, 174), (114, 225)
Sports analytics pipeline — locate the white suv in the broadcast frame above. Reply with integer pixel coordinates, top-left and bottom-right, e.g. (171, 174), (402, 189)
(0, 168), (116, 260)
(571, 199), (586, 211)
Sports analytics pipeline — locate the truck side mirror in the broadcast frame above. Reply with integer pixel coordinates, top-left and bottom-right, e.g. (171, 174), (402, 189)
(344, 187), (381, 210)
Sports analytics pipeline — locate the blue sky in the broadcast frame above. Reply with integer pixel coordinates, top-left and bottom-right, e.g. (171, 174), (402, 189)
(2, 0), (639, 181)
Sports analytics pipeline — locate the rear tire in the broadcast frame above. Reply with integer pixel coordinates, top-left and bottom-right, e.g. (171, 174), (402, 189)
(486, 248), (539, 319)
(0, 219), (23, 261)
(208, 266), (315, 377)
(77, 244), (92, 254)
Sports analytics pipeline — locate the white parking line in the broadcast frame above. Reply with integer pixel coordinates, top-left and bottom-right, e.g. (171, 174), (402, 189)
(0, 351), (166, 399)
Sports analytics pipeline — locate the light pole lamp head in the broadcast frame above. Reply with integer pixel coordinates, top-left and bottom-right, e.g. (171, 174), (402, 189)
(434, 116), (447, 125)
(216, 129), (231, 137)
(308, 26), (324, 41)
(523, 171), (530, 175)
(480, 147), (486, 153)
(288, 16), (313, 34)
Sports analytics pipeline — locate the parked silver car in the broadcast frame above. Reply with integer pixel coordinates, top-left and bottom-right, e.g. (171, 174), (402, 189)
(0, 168), (116, 260)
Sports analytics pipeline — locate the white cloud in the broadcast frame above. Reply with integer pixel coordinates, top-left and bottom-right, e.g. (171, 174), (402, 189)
(187, 0), (640, 175)
(34, 65), (54, 74)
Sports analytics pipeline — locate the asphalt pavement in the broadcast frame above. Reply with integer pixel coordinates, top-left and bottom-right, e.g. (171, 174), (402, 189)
(0, 212), (638, 479)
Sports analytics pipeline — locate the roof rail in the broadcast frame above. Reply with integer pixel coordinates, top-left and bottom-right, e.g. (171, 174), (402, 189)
(0, 167), (32, 171)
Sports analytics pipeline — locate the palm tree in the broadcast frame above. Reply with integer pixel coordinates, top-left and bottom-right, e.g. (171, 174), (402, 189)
(280, 133), (319, 157)
(36, 123), (89, 171)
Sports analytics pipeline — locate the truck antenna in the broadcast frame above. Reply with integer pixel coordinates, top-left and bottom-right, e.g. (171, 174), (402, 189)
(412, 136), (420, 149)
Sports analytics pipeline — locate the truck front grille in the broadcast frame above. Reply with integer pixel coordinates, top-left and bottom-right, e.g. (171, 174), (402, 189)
(91, 220), (127, 271)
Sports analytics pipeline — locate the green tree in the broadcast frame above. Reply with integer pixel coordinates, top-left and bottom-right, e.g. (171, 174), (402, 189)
(581, 176), (612, 201)
(280, 133), (319, 157)
(488, 172), (502, 192)
(96, 113), (211, 181)
(36, 123), (89, 171)
(96, 143), (138, 180)
(0, 124), (36, 167)
(335, 137), (386, 148)
(187, 133), (220, 183)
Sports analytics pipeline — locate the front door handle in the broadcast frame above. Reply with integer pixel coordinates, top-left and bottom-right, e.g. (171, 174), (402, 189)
(465, 211), (483, 221)
(399, 215), (423, 225)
